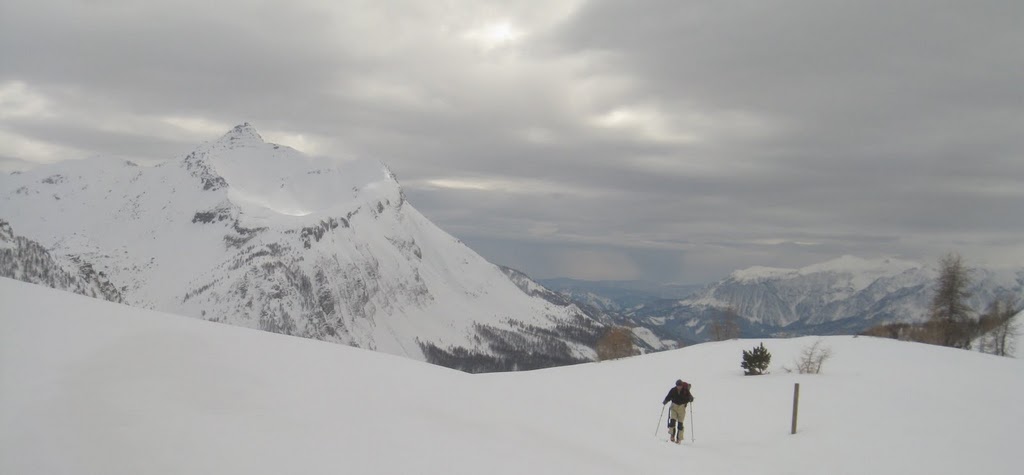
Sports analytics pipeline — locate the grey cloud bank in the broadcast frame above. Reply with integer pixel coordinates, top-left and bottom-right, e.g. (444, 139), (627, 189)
(2, 0), (1022, 283)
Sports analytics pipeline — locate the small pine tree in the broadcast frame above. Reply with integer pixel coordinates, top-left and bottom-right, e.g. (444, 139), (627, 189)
(741, 342), (771, 375)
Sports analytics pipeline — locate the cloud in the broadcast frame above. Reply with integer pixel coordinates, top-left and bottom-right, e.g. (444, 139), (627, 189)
(0, 81), (55, 120)
(1, 0), (1022, 282)
(554, 249), (643, 281)
(462, 20), (526, 51)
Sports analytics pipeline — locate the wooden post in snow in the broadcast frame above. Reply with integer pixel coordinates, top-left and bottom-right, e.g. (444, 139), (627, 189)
(791, 383), (800, 435)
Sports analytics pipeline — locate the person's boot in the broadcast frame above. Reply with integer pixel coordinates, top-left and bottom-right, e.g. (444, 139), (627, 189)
(668, 426), (676, 442)
(676, 428), (683, 444)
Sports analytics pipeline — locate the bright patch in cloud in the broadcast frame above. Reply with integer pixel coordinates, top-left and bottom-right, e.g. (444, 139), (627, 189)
(424, 178), (495, 191)
(162, 116), (234, 138)
(0, 129), (84, 163)
(591, 106), (700, 144)
(0, 81), (54, 120)
(462, 21), (524, 50)
(414, 176), (606, 198)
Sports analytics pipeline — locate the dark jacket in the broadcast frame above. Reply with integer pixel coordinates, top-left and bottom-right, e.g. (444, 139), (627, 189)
(663, 385), (694, 405)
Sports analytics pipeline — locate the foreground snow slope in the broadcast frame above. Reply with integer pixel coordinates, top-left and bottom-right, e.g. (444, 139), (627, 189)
(2, 278), (1021, 475)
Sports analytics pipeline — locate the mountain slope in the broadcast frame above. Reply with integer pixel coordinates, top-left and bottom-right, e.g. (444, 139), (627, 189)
(0, 219), (122, 302)
(501, 266), (673, 352)
(0, 124), (603, 371)
(2, 277), (1022, 475)
(537, 277), (704, 312)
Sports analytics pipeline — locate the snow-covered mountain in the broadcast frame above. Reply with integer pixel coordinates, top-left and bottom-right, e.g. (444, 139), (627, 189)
(628, 256), (1023, 343)
(0, 219), (123, 302)
(0, 124), (604, 371)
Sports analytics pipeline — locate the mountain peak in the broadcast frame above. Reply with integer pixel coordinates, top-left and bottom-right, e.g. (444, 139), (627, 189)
(217, 122), (264, 145)
(729, 265), (796, 282)
(799, 255), (919, 275)
(728, 255), (922, 284)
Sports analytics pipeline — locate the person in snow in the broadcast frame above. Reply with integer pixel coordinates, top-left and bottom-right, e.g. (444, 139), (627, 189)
(663, 379), (694, 443)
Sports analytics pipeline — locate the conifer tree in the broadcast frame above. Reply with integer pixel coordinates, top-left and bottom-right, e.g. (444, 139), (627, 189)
(741, 342), (771, 375)
(929, 253), (974, 348)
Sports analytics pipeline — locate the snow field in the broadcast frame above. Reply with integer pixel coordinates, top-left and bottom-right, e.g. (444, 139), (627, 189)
(3, 277), (1022, 474)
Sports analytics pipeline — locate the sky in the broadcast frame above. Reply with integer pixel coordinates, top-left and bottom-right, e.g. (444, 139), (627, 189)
(1, 0), (1022, 284)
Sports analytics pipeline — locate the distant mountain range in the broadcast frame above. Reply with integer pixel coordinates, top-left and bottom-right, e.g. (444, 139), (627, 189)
(0, 124), (617, 372)
(618, 256), (1023, 345)
(529, 256), (1022, 348)
(536, 278), (704, 313)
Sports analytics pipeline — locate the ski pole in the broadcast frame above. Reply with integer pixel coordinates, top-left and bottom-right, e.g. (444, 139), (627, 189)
(655, 404), (667, 437)
(689, 402), (695, 442)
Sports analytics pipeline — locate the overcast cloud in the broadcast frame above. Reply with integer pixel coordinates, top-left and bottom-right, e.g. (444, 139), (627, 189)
(2, 0), (1022, 283)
